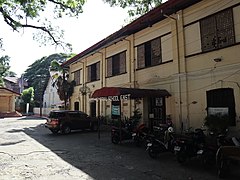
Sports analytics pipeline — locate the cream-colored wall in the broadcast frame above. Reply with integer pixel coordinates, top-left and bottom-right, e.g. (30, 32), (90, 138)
(183, 0), (239, 25)
(134, 19), (171, 46)
(67, 0), (240, 131)
(184, 2), (240, 57)
(0, 96), (10, 112)
(183, 1), (240, 130)
(0, 89), (18, 113)
(184, 22), (201, 56)
(233, 5), (240, 42)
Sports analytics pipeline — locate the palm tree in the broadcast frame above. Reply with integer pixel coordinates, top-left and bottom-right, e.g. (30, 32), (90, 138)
(50, 60), (75, 110)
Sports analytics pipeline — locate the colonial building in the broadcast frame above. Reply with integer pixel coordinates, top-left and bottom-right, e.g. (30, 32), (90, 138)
(62, 0), (240, 132)
(42, 77), (64, 116)
(0, 87), (21, 117)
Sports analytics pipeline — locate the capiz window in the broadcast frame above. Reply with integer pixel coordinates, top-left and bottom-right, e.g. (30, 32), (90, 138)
(200, 8), (235, 52)
(137, 37), (161, 69)
(73, 69), (81, 85)
(87, 62), (100, 82)
(106, 51), (126, 77)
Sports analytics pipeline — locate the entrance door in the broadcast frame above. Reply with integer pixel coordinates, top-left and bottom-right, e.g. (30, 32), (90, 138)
(74, 102), (79, 111)
(90, 101), (97, 117)
(149, 97), (166, 128)
(207, 88), (236, 126)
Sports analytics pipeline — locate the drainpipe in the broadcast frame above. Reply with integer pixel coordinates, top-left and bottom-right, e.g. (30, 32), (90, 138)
(79, 61), (85, 112)
(164, 14), (183, 132)
(123, 37), (134, 117)
(96, 51), (104, 116)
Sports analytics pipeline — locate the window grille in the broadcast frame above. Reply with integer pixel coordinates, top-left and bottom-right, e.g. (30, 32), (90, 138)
(200, 8), (235, 52)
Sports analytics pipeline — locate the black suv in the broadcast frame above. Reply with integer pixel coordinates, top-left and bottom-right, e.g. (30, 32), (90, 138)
(45, 110), (98, 134)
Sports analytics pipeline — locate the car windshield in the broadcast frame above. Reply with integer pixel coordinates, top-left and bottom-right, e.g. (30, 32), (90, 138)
(49, 112), (65, 118)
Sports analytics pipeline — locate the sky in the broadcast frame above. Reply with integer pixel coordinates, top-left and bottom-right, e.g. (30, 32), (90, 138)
(0, 0), (129, 77)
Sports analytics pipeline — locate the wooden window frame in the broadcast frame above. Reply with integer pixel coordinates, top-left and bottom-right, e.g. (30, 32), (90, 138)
(87, 62), (100, 82)
(137, 37), (162, 69)
(73, 69), (81, 85)
(200, 8), (235, 52)
(106, 51), (126, 77)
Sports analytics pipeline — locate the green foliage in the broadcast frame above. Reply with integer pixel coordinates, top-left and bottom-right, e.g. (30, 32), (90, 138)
(204, 115), (230, 134)
(50, 60), (76, 109)
(23, 53), (70, 106)
(21, 87), (34, 104)
(0, 55), (10, 76)
(0, 55), (10, 86)
(0, 0), (86, 48)
(103, 0), (162, 19)
(130, 108), (142, 126)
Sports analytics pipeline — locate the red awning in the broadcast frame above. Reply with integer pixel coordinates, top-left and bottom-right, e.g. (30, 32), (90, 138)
(91, 87), (170, 99)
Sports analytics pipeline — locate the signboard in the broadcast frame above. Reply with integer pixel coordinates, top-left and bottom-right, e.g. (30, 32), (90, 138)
(112, 105), (120, 116)
(208, 107), (229, 116)
(94, 94), (131, 101)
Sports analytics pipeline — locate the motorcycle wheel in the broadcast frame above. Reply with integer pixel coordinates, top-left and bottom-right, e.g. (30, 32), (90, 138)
(218, 161), (226, 178)
(134, 137), (141, 147)
(217, 159), (229, 178)
(176, 151), (187, 164)
(111, 135), (120, 144)
(148, 148), (158, 159)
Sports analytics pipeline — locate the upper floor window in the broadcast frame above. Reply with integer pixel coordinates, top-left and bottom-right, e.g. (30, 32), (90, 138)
(87, 62), (100, 82)
(73, 69), (81, 85)
(106, 51), (126, 77)
(137, 37), (161, 69)
(200, 8), (235, 52)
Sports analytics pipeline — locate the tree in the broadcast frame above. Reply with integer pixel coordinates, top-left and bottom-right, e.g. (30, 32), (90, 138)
(21, 87), (34, 113)
(0, 55), (10, 86)
(0, 0), (86, 49)
(50, 60), (75, 109)
(23, 53), (71, 106)
(103, 0), (162, 19)
(21, 87), (34, 104)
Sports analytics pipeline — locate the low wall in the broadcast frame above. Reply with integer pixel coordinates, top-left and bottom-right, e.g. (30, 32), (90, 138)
(33, 107), (60, 117)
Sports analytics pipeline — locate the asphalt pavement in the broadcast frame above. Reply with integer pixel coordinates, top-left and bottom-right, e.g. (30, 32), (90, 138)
(0, 116), (239, 180)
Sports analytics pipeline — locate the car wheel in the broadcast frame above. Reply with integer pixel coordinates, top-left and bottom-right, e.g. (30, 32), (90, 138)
(61, 125), (71, 134)
(50, 129), (59, 134)
(91, 123), (98, 131)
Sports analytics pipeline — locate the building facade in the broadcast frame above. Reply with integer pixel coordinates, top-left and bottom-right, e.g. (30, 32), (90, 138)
(40, 77), (64, 116)
(62, 0), (240, 132)
(0, 87), (21, 117)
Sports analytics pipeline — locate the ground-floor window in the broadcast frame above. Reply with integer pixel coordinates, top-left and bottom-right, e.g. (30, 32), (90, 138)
(206, 88), (236, 126)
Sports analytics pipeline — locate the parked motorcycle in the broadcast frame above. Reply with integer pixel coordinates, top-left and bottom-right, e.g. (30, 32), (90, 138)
(216, 137), (240, 178)
(132, 123), (149, 146)
(174, 128), (206, 163)
(111, 120), (134, 144)
(146, 127), (176, 158)
(201, 130), (233, 165)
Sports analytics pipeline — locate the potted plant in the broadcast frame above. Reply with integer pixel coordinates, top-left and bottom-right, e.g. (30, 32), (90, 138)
(204, 114), (229, 134)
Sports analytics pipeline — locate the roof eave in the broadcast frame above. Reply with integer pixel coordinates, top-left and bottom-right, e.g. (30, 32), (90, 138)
(62, 0), (202, 67)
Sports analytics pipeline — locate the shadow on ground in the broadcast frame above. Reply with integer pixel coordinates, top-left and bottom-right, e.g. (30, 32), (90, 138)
(11, 122), (240, 180)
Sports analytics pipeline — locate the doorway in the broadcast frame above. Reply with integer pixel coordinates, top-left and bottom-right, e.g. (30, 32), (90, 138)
(90, 101), (97, 117)
(74, 102), (79, 111)
(148, 97), (166, 128)
(207, 88), (236, 126)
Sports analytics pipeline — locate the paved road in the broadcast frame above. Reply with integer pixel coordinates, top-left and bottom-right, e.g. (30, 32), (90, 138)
(0, 117), (239, 180)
